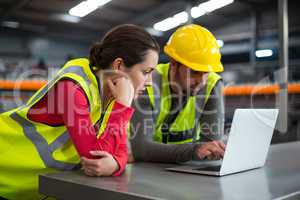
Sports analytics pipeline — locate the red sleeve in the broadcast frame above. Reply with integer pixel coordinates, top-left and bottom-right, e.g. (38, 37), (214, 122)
(98, 102), (133, 176)
(57, 80), (134, 176)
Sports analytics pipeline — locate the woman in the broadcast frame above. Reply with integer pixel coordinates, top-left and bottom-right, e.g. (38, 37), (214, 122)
(0, 24), (159, 200)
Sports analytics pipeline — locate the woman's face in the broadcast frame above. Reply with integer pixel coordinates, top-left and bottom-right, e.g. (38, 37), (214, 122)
(124, 50), (159, 98)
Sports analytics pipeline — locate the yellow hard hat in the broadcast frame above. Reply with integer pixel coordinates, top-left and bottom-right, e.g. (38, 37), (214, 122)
(164, 24), (224, 72)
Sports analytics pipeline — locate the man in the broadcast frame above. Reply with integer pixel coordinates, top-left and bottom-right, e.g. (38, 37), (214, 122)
(129, 24), (226, 163)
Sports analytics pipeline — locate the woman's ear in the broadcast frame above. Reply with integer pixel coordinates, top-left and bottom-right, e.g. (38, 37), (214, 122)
(111, 58), (123, 71)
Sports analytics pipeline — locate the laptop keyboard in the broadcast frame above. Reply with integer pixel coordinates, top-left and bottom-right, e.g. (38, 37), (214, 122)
(195, 165), (221, 171)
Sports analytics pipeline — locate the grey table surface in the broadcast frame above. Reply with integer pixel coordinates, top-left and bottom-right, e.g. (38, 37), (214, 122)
(39, 142), (300, 200)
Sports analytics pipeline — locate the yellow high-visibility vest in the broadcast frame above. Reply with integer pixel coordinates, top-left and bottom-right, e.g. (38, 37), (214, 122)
(0, 58), (114, 200)
(146, 63), (221, 144)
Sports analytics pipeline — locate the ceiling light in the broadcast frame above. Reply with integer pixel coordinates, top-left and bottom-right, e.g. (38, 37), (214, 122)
(255, 49), (273, 58)
(191, 6), (206, 18)
(191, 0), (234, 19)
(217, 40), (224, 48)
(153, 0), (234, 32)
(2, 21), (19, 28)
(53, 14), (80, 23)
(154, 11), (188, 32)
(69, 0), (111, 18)
(146, 27), (163, 37)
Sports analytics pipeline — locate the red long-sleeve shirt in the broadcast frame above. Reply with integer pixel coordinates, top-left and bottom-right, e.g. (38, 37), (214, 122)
(27, 80), (134, 176)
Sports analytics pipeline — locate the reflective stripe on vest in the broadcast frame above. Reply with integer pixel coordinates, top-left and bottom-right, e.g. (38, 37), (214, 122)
(10, 112), (77, 170)
(147, 63), (221, 144)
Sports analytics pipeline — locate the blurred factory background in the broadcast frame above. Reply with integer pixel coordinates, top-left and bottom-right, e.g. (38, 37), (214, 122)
(0, 0), (299, 143)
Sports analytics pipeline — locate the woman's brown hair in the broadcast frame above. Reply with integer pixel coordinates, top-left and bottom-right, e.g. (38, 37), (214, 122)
(89, 24), (160, 71)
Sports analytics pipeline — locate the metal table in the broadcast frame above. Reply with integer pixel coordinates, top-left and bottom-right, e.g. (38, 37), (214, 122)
(39, 142), (300, 200)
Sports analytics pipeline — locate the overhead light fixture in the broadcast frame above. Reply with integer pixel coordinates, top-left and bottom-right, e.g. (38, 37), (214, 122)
(191, 6), (206, 18)
(201, 0), (234, 13)
(192, 0), (234, 18)
(52, 14), (81, 23)
(217, 40), (224, 48)
(69, 0), (111, 18)
(153, 11), (188, 32)
(1, 21), (19, 28)
(153, 0), (234, 32)
(146, 27), (164, 37)
(255, 49), (273, 58)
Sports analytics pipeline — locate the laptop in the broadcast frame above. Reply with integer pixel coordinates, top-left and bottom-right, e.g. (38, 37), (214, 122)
(166, 109), (279, 176)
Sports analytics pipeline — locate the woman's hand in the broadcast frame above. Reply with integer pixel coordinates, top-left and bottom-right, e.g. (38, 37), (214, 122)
(107, 75), (135, 107)
(81, 151), (119, 176)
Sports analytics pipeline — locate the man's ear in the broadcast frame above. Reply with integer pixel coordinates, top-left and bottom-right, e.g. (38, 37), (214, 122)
(170, 58), (177, 68)
(170, 58), (181, 71)
(170, 58), (180, 75)
(111, 58), (123, 71)
(168, 58), (177, 82)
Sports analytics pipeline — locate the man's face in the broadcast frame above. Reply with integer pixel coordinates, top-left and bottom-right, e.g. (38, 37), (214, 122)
(170, 61), (208, 95)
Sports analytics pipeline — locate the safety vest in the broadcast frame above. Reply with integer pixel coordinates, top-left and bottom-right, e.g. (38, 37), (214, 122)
(146, 63), (221, 144)
(0, 58), (113, 200)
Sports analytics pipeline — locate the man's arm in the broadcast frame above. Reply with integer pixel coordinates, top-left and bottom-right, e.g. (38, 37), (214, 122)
(200, 80), (225, 142)
(130, 80), (225, 163)
(130, 92), (196, 163)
